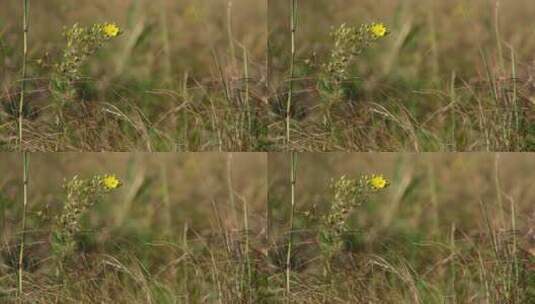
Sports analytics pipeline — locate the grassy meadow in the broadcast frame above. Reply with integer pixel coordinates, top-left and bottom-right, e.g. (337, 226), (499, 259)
(1, 0), (268, 151)
(268, 0), (535, 151)
(268, 153), (535, 302)
(1, 153), (534, 302)
(0, 0), (534, 151)
(1, 153), (268, 303)
(2, 0), (534, 302)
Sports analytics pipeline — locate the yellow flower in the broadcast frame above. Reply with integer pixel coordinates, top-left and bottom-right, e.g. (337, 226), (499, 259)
(102, 23), (120, 38)
(369, 23), (388, 38)
(368, 174), (389, 190)
(102, 174), (121, 190)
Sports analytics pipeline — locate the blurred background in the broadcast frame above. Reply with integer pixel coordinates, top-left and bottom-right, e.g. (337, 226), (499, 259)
(267, 0), (535, 152)
(1, 152), (533, 302)
(1, 0), (267, 85)
(0, 1), (269, 152)
(267, 153), (535, 303)
(0, 152), (269, 302)
(269, 0), (535, 83)
(1, 153), (267, 254)
(269, 153), (535, 250)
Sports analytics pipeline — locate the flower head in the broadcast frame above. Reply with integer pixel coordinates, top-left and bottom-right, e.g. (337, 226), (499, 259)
(102, 23), (120, 38)
(369, 23), (388, 39)
(102, 174), (121, 190)
(368, 174), (389, 190)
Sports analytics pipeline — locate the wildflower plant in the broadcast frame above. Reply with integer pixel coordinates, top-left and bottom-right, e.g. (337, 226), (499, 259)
(311, 174), (390, 264)
(318, 22), (389, 107)
(51, 174), (121, 270)
(324, 22), (389, 82)
(51, 23), (120, 105)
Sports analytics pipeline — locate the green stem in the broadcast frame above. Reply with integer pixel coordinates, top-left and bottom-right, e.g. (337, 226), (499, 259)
(286, 152), (297, 301)
(285, 0), (297, 149)
(17, 0), (30, 298)
(18, 152), (30, 297)
(18, 0), (29, 150)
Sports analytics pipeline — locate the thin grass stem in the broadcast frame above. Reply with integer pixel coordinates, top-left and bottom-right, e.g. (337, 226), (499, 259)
(285, 151), (297, 301)
(17, 0), (30, 297)
(17, 152), (29, 297)
(18, 0), (29, 150)
(285, 0), (297, 149)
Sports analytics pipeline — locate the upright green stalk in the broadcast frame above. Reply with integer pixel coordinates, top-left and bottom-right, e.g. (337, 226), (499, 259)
(18, 0), (30, 298)
(242, 181), (252, 301)
(285, 0), (297, 149)
(18, 0), (29, 150)
(18, 153), (30, 297)
(285, 152), (297, 300)
(242, 45), (252, 136)
(510, 188), (519, 302)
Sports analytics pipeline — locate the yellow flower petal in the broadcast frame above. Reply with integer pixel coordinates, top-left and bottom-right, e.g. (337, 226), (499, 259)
(102, 23), (120, 38)
(369, 23), (388, 38)
(368, 174), (389, 190)
(102, 174), (121, 190)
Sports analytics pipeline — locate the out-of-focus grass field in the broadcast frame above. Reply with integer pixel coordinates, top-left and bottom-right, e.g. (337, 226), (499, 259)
(1, 153), (534, 302)
(268, 153), (535, 303)
(1, 0), (534, 151)
(1, 153), (268, 303)
(0, 0), (268, 151)
(269, 0), (535, 151)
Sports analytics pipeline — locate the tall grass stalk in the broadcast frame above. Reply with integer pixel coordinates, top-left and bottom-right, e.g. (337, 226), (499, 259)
(449, 223), (457, 302)
(494, 1), (505, 73)
(17, 152), (29, 297)
(508, 45), (520, 142)
(285, 152), (296, 300)
(285, 0), (297, 149)
(494, 154), (505, 228)
(242, 45), (252, 136)
(510, 187), (519, 301)
(265, 0), (270, 88)
(227, 153), (238, 225)
(18, 0), (29, 150)
(240, 186), (252, 301)
(17, 0), (30, 298)
(226, 1), (237, 70)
